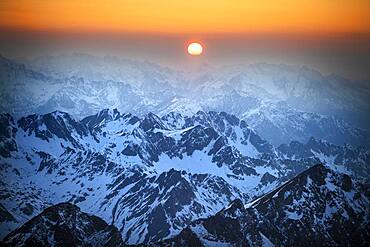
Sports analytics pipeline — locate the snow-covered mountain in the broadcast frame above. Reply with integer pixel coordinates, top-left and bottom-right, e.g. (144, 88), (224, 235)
(1, 52), (369, 245)
(1, 54), (369, 147)
(0, 109), (369, 244)
(2, 202), (124, 247)
(0, 54), (178, 119)
(160, 164), (370, 246)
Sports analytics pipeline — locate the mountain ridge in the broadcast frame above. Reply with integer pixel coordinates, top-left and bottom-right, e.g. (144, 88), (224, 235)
(1, 54), (369, 147)
(3, 164), (369, 246)
(1, 109), (369, 244)
(2, 202), (124, 247)
(158, 164), (370, 246)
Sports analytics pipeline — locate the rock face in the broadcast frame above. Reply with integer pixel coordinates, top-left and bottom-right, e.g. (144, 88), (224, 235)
(0, 114), (18, 158)
(0, 109), (369, 244)
(161, 164), (370, 246)
(2, 203), (124, 247)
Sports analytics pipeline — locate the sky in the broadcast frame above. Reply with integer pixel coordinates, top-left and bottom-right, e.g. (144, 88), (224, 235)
(1, 0), (369, 33)
(0, 0), (369, 78)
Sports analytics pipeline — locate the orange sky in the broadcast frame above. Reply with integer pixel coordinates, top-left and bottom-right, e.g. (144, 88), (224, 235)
(0, 0), (369, 34)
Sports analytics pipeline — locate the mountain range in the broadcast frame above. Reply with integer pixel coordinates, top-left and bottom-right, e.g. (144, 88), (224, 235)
(0, 53), (369, 246)
(2, 164), (369, 246)
(160, 164), (370, 246)
(0, 109), (369, 245)
(1, 54), (369, 147)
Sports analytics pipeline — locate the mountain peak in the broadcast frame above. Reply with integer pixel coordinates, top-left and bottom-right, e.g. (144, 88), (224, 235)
(161, 164), (369, 246)
(140, 112), (168, 131)
(224, 199), (245, 213)
(2, 202), (124, 247)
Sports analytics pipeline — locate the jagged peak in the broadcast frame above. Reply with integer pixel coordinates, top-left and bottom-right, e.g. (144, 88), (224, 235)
(81, 108), (128, 131)
(250, 164), (327, 207)
(140, 112), (168, 131)
(3, 202), (124, 247)
(96, 108), (122, 120)
(224, 199), (244, 212)
(18, 110), (74, 126)
(48, 110), (73, 119)
(161, 111), (185, 121)
(42, 202), (78, 211)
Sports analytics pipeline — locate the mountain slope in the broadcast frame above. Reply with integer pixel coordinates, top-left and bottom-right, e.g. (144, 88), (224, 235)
(2, 54), (370, 147)
(0, 110), (369, 244)
(2, 202), (124, 247)
(161, 164), (370, 246)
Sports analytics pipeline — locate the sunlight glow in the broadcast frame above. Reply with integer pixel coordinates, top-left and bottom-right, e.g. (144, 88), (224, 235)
(187, 42), (203, 56)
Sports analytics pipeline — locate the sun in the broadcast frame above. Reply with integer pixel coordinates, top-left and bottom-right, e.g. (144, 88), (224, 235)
(187, 42), (203, 56)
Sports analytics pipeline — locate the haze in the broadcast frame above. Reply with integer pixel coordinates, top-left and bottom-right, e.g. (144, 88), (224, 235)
(0, 0), (369, 79)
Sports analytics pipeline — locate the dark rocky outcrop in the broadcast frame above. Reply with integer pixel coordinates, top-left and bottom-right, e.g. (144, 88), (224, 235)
(2, 203), (124, 247)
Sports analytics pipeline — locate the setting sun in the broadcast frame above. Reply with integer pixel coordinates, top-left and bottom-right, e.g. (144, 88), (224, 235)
(187, 42), (203, 56)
